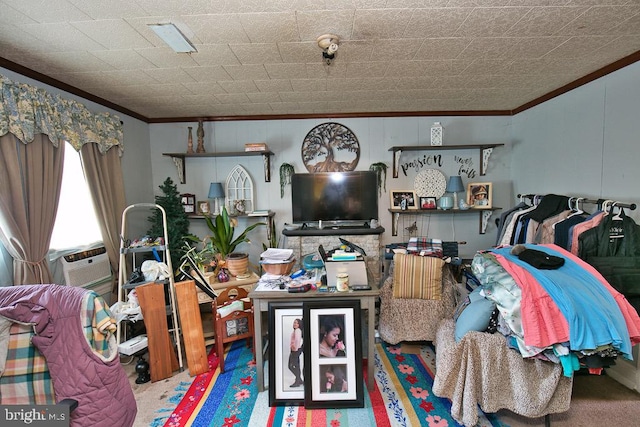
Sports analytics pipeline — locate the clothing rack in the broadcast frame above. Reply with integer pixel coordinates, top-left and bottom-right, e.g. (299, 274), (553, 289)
(516, 194), (637, 211)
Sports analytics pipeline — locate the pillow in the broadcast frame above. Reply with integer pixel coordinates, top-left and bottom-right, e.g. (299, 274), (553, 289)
(392, 253), (444, 299)
(454, 297), (496, 342)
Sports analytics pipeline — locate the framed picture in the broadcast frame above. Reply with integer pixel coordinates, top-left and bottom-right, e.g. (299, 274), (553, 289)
(467, 182), (492, 209)
(197, 201), (210, 215)
(180, 193), (195, 214)
(419, 196), (437, 210)
(268, 303), (305, 406)
(390, 190), (418, 210)
(303, 300), (364, 409)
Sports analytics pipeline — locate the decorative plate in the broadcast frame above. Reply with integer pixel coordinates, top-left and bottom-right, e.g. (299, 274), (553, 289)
(414, 169), (447, 198)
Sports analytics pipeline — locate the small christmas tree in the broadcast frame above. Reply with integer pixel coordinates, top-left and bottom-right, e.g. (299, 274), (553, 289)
(147, 177), (191, 270)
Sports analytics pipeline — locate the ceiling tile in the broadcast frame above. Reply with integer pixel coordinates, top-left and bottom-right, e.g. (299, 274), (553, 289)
(352, 9), (414, 39)
(189, 45), (242, 67)
(344, 62), (390, 78)
(294, 10), (356, 41)
(558, 5), (640, 36)
(143, 67), (196, 84)
(71, 19), (154, 50)
(3, 0), (90, 23)
(414, 38), (471, 60)
(291, 79), (327, 92)
(222, 64), (270, 80)
(17, 22), (106, 51)
(278, 42), (318, 63)
(254, 79), (294, 92)
(90, 50), (157, 70)
(181, 14), (250, 44)
(455, 7), (531, 37)
(218, 80), (259, 93)
(404, 8), (473, 38)
(246, 92), (281, 103)
(264, 63), (309, 79)
(238, 12), (299, 43)
(182, 66), (234, 82)
(505, 6), (588, 37)
(229, 43), (283, 64)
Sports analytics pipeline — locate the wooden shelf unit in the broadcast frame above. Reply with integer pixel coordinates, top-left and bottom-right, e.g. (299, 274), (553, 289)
(388, 207), (501, 236)
(163, 151), (274, 184)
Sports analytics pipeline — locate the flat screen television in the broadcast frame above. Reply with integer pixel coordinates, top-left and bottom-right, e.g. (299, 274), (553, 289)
(291, 171), (378, 225)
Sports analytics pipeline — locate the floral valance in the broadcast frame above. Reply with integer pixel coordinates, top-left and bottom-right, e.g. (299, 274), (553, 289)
(0, 74), (124, 154)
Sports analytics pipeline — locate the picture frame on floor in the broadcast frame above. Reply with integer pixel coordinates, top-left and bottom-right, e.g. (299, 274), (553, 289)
(268, 303), (305, 406)
(303, 300), (364, 409)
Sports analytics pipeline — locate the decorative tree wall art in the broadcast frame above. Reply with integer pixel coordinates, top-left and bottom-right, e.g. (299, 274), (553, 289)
(301, 122), (360, 173)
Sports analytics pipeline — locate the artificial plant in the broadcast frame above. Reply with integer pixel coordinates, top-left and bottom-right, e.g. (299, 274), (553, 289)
(369, 162), (388, 197)
(279, 162), (295, 198)
(147, 177), (193, 270)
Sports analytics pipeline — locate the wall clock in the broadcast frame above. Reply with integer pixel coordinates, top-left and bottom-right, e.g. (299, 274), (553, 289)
(301, 122), (360, 173)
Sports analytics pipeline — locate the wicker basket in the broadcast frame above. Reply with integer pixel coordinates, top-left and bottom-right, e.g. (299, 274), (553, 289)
(261, 259), (296, 276)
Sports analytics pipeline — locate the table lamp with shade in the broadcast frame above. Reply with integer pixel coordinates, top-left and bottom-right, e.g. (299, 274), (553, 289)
(208, 182), (225, 215)
(446, 176), (465, 209)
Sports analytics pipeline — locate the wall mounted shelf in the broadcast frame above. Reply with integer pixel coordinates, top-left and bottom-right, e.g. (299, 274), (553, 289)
(388, 144), (504, 178)
(388, 207), (501, 236)
(162, 151), (274, 184)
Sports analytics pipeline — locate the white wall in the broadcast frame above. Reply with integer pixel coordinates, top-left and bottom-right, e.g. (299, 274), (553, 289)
(149, 116), (513, 260)
(511, 61), (640, 223)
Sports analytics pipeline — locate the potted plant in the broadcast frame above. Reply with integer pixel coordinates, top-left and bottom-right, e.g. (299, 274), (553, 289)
(204, 206), (265, 276)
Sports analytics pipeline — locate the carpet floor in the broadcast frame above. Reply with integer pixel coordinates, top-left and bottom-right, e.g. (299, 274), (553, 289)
(128, 342), (640, 427)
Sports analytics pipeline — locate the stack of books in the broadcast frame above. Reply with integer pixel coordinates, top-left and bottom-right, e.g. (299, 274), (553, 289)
(244, 142), (269, 152)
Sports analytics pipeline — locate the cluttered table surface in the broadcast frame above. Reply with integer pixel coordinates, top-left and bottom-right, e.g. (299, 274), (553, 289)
(249, 251), (380, 392)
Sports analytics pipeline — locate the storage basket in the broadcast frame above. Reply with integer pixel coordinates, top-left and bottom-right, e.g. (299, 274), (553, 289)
(261, 259), (296, 275)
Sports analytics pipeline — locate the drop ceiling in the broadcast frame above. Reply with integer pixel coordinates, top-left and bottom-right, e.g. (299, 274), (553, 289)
(1, 0), (639, 122)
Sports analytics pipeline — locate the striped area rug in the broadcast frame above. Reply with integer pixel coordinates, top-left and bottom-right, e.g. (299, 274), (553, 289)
(157, 341), (504, 427)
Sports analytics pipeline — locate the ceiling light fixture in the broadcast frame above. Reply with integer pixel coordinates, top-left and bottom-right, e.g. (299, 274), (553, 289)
(317, 34), (339, 65)
(148, 23), (197, 53)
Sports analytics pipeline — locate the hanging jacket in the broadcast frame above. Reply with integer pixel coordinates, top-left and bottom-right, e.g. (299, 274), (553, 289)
(578, 209), (640, 259)
(0, 285), (137, 427)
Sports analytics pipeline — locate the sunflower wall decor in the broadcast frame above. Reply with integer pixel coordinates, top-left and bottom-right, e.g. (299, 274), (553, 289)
(301, 122), (360, 173)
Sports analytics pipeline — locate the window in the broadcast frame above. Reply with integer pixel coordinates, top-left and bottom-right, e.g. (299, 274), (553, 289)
(49, 142), (102, 250)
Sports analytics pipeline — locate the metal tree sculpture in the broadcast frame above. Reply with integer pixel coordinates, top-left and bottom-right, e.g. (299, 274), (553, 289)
(301, 122), (360, 173)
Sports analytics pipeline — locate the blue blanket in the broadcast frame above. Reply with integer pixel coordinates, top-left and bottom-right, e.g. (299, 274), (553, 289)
(492, 245), (632, 359)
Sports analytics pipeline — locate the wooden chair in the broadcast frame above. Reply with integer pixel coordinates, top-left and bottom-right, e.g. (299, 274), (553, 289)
(212, 286), (255, 372)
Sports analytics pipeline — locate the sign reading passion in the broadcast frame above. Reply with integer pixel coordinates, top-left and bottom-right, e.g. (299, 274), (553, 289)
(400, 154), (477, 179)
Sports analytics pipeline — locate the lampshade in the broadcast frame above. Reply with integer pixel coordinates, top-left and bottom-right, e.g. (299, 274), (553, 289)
(208, 182), (224, 198)
(446, 176), (464, 193)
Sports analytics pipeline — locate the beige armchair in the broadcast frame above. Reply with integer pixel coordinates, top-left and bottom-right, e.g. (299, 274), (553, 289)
(378, 253), (458, 344)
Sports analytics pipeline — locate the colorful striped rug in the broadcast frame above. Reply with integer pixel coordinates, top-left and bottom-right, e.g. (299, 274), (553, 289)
(156, 341), (504, 427)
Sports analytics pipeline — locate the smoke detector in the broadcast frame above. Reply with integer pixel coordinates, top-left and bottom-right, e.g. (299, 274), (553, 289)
(317, 34), (340, 65)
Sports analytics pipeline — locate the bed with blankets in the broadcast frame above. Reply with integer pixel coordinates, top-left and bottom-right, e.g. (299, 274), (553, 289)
(433, 243), (640, 427)
(0, 284), (136, 427)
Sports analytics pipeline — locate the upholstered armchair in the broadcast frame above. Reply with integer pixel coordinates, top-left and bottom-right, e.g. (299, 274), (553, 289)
(378, 253), (459, 344)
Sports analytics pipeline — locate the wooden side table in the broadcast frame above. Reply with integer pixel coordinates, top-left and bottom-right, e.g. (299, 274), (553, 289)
(195, 272), (259, 347)
(212, 286), (255, 372)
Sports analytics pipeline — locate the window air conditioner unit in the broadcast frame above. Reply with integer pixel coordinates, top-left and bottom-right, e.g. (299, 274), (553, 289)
(61, 246), (112, 288)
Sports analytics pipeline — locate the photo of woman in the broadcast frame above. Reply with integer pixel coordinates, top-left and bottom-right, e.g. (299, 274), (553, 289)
(288, 318), (304, 387)
(320, 365), (348, 393)
(318, 315), (346, 358)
